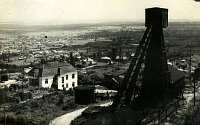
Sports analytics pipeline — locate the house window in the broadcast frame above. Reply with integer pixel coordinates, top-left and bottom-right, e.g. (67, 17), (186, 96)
(72, 82), (75, 87)
(66, 75), (68, 80)
(66, 83), (68, 88)
(62, 77), (64, 83)
(72, 74), (75, 79)
(45, 79), (48, 84)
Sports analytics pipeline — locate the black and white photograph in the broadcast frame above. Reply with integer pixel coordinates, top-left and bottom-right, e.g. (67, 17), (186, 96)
(1, 0), (200, 125)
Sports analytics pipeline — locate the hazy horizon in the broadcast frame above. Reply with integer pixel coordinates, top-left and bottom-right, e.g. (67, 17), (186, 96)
(1, 0), (200, 25)
(0, 20), (200, 26)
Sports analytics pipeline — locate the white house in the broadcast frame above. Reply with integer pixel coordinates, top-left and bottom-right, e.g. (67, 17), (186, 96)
(28, 60), (78, 90)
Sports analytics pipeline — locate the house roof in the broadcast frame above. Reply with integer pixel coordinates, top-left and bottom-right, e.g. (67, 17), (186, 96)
(29, 61), (77, 77)
(101, 57), (111, 60)
(28, 69), (40, 77)
(168, 64), (185, 83)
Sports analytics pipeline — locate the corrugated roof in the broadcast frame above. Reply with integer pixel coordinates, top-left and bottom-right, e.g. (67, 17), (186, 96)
(168, 64), (185, 83)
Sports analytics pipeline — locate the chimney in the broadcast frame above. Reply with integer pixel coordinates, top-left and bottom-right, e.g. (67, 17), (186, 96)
(58, 68), (61, 75)
(41, 59), (45, 64)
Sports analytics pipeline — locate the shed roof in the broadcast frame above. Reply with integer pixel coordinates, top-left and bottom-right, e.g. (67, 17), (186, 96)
(168, 64), (185, 83)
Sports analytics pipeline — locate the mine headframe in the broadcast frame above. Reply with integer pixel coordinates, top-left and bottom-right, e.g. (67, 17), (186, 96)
(112, 7), (170, 111)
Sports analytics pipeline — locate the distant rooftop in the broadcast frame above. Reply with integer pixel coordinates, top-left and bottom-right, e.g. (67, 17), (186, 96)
(168, 64), (185, 83)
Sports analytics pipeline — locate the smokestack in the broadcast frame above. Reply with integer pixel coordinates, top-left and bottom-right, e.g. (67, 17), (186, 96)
(70, 52), (75, 66)
(119, 47), (122, 59)
(112, 47), (116, 60)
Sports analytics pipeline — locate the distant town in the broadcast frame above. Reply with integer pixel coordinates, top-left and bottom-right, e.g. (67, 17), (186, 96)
(1, 21), (200, 125)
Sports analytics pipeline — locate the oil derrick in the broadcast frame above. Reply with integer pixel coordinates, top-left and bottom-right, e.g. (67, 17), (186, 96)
(112, 7), (169, 110)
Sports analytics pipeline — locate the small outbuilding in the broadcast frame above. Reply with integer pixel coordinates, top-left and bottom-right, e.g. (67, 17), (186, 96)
(168, 64), (185, 97)
(74, 86), (95, 105)
(0, 74), (9, 82)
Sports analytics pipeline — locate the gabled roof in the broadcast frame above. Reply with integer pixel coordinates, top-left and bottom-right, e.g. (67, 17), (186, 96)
(29, 61), (77, 77)
(28, 69), (40, 77)
(168, 64), (185, 83)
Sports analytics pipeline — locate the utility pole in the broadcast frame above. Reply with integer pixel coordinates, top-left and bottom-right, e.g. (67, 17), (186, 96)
(193, 75), (196, 106)
(4, 105), (6, 125)
(189, 50), (195, 106)
(189, 50), (192, 84)
(21, 66), (24, 92)
(3, 91), (7, 125)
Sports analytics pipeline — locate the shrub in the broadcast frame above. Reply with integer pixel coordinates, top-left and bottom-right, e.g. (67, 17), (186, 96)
(65, 88), (74, 96)
(30, 101), (40, 108)
(56, 95), (64, 106)
(62, 101), (77, 111)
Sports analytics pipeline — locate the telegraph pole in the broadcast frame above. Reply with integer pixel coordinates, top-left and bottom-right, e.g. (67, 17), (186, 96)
(4, 105), (6, 125)
(189, 49), (196, 106)
(189, 50), (192, 85)
(193, 74), (196, 106)
(189, 50), (196, 106)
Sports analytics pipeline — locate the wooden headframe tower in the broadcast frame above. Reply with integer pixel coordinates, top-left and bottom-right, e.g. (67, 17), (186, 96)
(112, 7), (170, 110)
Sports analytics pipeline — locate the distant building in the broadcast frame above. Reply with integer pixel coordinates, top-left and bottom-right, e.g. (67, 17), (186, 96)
(83, 57), (96, 66)
(100, 57), (112, 64)
(0, 74), (9, 82)
(168, 64), (185, 97)
(28, 60), (78, 90)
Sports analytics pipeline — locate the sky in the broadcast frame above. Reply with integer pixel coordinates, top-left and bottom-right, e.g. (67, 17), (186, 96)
(0, 0), (200, 24)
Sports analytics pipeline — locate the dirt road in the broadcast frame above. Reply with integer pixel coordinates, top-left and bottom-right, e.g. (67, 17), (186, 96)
(49, 101), (112, 125)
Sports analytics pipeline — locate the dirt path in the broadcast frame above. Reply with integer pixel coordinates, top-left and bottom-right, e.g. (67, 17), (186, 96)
(49, 101), (112, 125)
